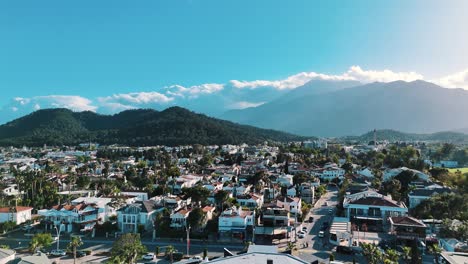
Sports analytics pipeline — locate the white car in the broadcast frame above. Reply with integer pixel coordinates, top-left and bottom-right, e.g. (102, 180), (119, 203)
(297, 230), (305, 235)
(318, 231), (325, 238)
(143, 253), (155, 260)
(190, 256), (203, 260)
(50, 249), (66, 256)
(298, 233), (305, 239)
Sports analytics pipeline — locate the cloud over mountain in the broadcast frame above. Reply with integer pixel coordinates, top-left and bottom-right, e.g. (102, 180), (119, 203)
(1, 65), (467, 125)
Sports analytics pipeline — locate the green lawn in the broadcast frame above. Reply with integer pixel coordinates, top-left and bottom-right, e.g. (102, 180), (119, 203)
(448, 167), (468, 174)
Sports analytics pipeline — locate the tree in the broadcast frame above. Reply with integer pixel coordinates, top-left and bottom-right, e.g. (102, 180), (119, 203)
(67, 236), (83, 264)
(110, 233), (146, 264)
(362, 243), (383, 264)
(187, 207), (206, 231)
(29, 233), (53, 253)
(183, 186), (210, 205)
(385, 249), (400, 264)
(428, 244), (442, 264)
(165, 245), (176, 264)
(402, 246), (412, 264)
(329, 253), (335, 261)
(155, 246), (160, 256)
(214, 190), (229, 209)
(203, 248), (208, 259)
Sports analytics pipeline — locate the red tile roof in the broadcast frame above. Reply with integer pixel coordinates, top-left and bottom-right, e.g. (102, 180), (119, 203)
(0, 206), (33, 213)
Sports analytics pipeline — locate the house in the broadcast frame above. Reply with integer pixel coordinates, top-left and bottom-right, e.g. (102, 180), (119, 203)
(320, 167), (345, 181)
(236, 193), (264, 209)
(383, 167), (429, 182)
(117, 200), (164, 233)
(208, 246), (309, 264)
(170, 208), (191, 229)
(218, 206), (254, 239)
(408, 187), (452, 208)
(71, 197), (117, 222)
(434, 161), (459, 168)
(286, 186), (297, 197)
(388, 216), (426, 241)
(2, 184), (21, 197)
(276, 196), (302, 215)
(299, 183), (314, 203)
(358, 168), (374, 179)
(39, 203), (103, 233)
(343, 191), (408, 231)
(0, 206), (33, 225)
(9, 253), (51, 264)
(440, 238), (468, 252)
(255, 206), (291, 239)
(119, 192), (148, 202)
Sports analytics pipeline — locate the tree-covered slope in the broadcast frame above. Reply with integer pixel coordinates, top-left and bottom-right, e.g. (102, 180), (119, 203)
(0, 107), (305, 146)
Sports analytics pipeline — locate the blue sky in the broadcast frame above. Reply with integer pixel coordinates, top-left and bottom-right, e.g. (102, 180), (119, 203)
(1, 0), (467, 123)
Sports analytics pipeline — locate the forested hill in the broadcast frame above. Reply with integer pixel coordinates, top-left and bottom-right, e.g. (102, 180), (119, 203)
(0, 107), (305, 146)
(346, 129), (468, 143)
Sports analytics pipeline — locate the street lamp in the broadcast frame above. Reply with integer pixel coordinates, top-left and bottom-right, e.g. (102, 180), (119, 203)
(54, 223), (64, 251)
(185, 224), (191, 257)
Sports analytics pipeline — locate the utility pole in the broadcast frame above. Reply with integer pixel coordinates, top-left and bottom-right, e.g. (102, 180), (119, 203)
(186, 224), (191, 256)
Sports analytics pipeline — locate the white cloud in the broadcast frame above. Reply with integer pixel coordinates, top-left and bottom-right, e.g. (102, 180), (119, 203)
(9, 95), (97, 112)
(433, 68), (468, 89)
(33, 95), (97, 112)
(165, 83), (224, 98)
(100, 92), (174, 105)
(229, 101), (266, 109)
(345, 66), (423, 83)
(230, 65), (424, 90)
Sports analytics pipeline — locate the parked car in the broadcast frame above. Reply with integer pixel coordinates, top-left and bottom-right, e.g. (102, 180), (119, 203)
(321, 222), (329, 230)
(298, 233), (305, 239)
(328, 209), (333, 214)
(143, 253), (155, 260)
(318, 231), (325, 238)
(336, 246), (354, 255)
(76, 251), (87, 258)
(302, 226), (308, 232)
(308, 216), (314, 222)
(297, 230), (306, 235)
(190, 255), (203, 260)
(51, 249), (67, 256)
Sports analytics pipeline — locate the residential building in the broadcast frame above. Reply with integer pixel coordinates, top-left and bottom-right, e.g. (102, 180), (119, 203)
(236, 193), (264, 209)
(117, 200), (164, 233)
(218, 206), (254, 239)
(343, 191), (408, 231)
(408, 187), (452, 209)
(388, 216), (426, 241)
(0, 206), (33, 225)
(276, 196), (302, 215)
(170, 208), (191, 229)
(39, 203), (103, 233)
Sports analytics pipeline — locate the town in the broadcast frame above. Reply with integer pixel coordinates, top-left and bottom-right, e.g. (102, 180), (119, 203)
(0, 136), (465, 264)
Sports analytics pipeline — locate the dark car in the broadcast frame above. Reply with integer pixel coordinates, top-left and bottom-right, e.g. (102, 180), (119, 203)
(321, 222), (329, 230)
(76, 251), (87, 258)
(308, 216), (314, 222)
(336, 246), (354, 255)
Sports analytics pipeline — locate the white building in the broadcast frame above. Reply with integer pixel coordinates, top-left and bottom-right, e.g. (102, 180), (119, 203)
(320, 167), (345, 181)
(343, 191), (408, 225)
(0, 206), (33, 225)
(117, 201), (164, 233)
(218, 206), (254, 235)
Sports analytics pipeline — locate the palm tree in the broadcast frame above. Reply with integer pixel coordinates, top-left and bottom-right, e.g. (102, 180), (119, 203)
(165, 245), (175, 264)
(385, 249), (400, 264)
(402, 246), (412, 263)
(67, 236), (83, 264)
(429, 244), (442, 264)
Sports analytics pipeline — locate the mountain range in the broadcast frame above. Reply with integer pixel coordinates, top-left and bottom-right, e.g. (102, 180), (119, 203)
(0, 107), (304, 147)
(347, 129), (468, 143)
(222, 80), (468, 137)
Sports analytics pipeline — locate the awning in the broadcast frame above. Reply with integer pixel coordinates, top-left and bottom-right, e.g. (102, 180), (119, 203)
(354, 216), (382, 221)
